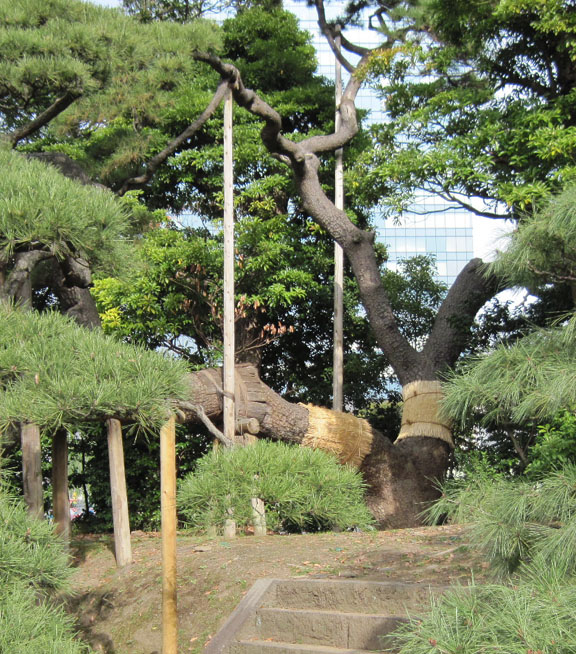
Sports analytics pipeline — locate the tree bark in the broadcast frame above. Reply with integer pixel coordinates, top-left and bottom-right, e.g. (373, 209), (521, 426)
(178, 365), (450, 527)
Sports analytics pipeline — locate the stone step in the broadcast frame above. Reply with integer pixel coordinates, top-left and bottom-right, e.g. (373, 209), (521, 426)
(230, 639), (388, 654)
(240, 607), (409, 650)
(260, 579), (440, 615)
(204, 578), (445, 654)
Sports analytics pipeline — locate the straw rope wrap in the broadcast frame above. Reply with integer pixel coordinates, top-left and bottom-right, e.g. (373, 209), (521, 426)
(396, 380), (454, 448)
(301, 405), (374, 468)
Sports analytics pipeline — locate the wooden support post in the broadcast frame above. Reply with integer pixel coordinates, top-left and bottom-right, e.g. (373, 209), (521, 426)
(52, 429), (70, 540)
(223, 494), (236, 538)
(223, 515), (236, 539)
(161, 415), (178, 654)
(106, 418), (132, 568)
(333, 26), (344, 412)
(21, 423), (43, 519)
(223, 87), (236, 445)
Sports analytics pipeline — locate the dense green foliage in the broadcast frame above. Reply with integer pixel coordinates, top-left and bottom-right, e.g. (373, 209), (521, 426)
(178, 440), (374, 533)
(442, 186), (576, 432)
(427, 466), (576, 576)
(395, 465), (576, 653)
(0, 481), (88, 653)
(0, 304), (190, 432)
(349, 0), (576, 216)
(0, 483), (71, 591)
(2, 0), (220, 185)
(395, 574), (576, 654)
(0, 148), (132, 275)
(526, 411), (576, 479)
(123, 0), (281, 23)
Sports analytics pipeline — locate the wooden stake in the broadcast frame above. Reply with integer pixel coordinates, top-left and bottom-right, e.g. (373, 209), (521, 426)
(223, 87), (236, 445)
(21, 423), (43, 519)
(333, 26), (344, 412)
(106, 418), (132, 568)
(161, 415), (178, 654)
(52, 429), (70, 541)
(251, 497), (266, 536)
(223, 517), (236, 539)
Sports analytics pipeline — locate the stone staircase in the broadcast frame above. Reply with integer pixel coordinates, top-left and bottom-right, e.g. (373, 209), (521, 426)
(204, 578), (444, 654)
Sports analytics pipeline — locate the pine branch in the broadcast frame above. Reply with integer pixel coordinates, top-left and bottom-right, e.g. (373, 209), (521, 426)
(9, 92), (80, 147)
(118, 80), (229, 196)
(195, 52), (421, 380)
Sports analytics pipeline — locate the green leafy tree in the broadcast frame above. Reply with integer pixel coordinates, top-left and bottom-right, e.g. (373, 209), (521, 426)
(122, 0), (281, 23)
(345, 0), (576, 216)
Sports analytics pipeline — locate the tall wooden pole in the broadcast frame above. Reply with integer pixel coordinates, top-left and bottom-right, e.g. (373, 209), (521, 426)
(106, 418), (132, 568)
(21, 423), (43, 519)
(52, 429), (70, 540)
(161, 414), (178, 654)
(333, 26), (344, 412)
(223, 87), (236, 444)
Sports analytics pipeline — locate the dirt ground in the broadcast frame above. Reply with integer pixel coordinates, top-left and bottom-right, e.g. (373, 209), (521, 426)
(67, 524), (487, 654)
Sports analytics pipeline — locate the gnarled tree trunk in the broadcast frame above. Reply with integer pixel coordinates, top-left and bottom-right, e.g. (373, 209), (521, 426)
(180, 364), (451, 528)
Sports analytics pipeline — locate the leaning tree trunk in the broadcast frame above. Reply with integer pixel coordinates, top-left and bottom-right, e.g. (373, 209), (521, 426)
(179, 364), (452, 528)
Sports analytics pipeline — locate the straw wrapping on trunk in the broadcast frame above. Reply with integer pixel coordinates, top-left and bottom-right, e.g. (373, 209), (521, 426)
(301, 405), (374, 467)
(396, 380), (454, 447)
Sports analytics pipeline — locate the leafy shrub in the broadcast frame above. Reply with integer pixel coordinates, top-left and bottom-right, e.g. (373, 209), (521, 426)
(0, 583), (89, 654)
(0, 480), (89, 653)
(526, 410), (576, 479)
(0, 486), (71, 591)
(395, 466), (576, 653)
(178, 440), (374, 533)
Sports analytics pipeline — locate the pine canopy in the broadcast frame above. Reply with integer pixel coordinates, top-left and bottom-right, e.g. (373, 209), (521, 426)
(0, 147), (132, 275)
(0, 304), (190, 433)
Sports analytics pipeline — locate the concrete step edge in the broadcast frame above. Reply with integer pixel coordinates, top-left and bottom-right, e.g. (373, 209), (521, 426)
(233, 640), (381, 654)
(256, 606), (415, 619)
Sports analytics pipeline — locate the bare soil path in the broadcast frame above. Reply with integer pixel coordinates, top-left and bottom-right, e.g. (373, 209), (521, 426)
(68, 525), (485, 654)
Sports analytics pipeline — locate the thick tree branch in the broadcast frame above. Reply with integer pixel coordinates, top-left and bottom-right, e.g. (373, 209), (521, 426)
(194, 51), (302, 162)
(118, 80), (230, 196)
(10, 92), (79, 147)
(194, 56), (506, 386)
(423, 258), (502, 372)
(314, 0), (359, 73)
(196, 54), (420, 380)
(0, 251), (54, 306)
